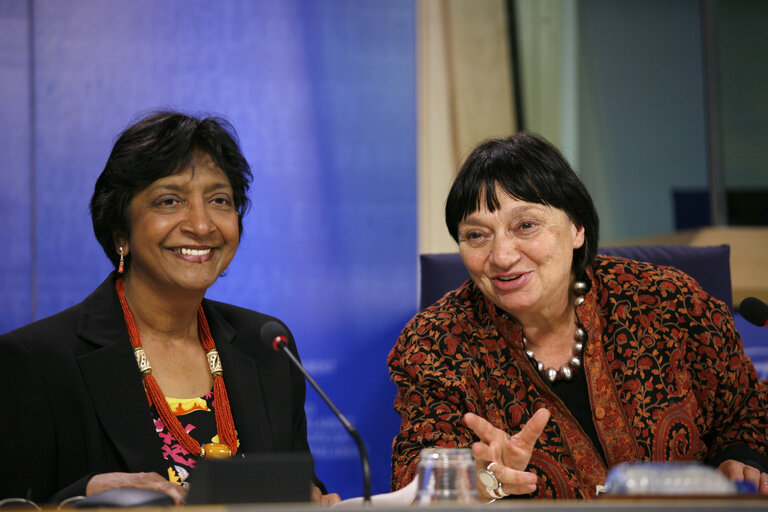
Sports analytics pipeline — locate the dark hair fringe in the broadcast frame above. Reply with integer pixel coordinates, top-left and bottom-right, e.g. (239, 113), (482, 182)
(445, 132), (599, 277)
(90, 111), (253, 270)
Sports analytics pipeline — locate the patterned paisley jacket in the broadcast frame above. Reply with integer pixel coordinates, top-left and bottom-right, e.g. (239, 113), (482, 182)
(388, 255), (768, 498)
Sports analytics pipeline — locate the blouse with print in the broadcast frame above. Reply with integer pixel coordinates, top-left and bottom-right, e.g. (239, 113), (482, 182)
(148, 390), (233, 488)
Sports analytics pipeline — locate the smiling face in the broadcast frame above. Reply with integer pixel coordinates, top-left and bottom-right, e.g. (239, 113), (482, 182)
(117, 151), (239, 295)
(457, 186), (585, 323)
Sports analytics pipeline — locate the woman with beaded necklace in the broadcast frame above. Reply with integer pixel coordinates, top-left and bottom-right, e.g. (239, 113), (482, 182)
(0, 111), (339, 505)
(388, 133), (768, 499)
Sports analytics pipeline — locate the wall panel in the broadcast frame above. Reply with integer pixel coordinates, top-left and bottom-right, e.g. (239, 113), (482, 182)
(577, 0), (707, 242)
(0, 0), (33, 332)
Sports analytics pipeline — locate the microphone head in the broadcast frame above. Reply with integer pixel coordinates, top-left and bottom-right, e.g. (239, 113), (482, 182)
(260, 321), (290, 351)
(739, 297), (768, 327)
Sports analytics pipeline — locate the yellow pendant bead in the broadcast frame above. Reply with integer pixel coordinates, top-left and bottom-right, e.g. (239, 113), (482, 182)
(202, 442), (232, 459)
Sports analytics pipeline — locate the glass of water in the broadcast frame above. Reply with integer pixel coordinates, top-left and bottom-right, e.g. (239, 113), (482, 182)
(416, 447), (478, 504)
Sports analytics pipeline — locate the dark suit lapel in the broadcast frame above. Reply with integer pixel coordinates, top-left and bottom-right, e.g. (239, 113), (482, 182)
(203, 302), (274, 454)
(75, 275), (166, 474)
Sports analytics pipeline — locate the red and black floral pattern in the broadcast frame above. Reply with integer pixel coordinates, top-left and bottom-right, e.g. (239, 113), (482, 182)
(388, 255), (768, 498)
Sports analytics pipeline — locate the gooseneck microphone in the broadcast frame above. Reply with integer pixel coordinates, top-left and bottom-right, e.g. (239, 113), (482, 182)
(260, 321), (372, 503)
(739, 297), (768, 327)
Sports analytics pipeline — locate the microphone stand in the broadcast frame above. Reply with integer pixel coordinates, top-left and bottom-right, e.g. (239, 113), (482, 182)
(277, 344), (372, 503)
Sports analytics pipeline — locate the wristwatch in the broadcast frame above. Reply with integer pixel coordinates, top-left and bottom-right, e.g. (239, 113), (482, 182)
(477, 462), (508, 499)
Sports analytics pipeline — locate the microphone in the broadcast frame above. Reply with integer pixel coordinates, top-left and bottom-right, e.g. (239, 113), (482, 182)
(260, 321), (372, 503)
(739, 297), (768, 327)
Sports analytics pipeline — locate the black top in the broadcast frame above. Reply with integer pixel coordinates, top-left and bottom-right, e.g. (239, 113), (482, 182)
(548, 367), (768, 474)
(0, 273), (319, 503)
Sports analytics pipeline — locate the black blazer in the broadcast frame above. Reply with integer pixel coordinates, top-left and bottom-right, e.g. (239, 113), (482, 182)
(0, 274), (315, 503)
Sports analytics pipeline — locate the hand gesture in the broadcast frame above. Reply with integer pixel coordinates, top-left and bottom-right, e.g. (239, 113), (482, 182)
(463, 408), (550, 498)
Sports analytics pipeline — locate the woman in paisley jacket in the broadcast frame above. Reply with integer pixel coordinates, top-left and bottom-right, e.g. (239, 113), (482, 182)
(388, 133), (768, 499)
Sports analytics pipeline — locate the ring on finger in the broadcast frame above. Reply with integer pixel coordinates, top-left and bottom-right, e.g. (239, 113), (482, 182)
(477, 462), (508, 499)
(486, 462), (510, 497)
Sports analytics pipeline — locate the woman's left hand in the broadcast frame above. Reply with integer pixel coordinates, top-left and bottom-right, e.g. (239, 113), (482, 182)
(311, 484), (341, 505)
(718, 459), (768, 495)
(463, 408), (550, 498)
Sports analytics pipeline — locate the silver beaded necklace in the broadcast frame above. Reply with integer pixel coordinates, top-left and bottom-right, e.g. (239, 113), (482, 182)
(523, 280), (588, 384)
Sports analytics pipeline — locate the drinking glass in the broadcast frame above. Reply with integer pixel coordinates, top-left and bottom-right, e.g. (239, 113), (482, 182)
(415, 447), (478, 504)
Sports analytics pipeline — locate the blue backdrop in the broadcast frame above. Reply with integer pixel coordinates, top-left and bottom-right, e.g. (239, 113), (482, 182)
(0, 0), (416, 499)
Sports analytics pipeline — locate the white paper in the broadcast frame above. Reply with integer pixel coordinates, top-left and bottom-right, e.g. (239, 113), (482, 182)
(334, 477), (418, 507)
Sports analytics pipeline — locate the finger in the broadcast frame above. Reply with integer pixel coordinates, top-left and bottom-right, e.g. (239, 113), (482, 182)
(742, 465), (761, 489)
(496, 467), (538, 495)
(471, 442), (490, 470)
(137, 473), (186, 505)
(470, 439), (498, 466)
(511, 408), (550, 448)
(163, 484), (187, 505)
(463, 413), (504, 445)
(319, 493), (342, 505)
(760, 473), (768, 495)
(716, 460), (741, 480)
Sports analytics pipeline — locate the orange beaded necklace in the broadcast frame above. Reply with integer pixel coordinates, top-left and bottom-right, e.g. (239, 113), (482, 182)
(115, 277), (238, 458)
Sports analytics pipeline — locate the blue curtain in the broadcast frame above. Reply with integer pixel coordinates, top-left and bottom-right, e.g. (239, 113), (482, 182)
(0, 0), (416, 498)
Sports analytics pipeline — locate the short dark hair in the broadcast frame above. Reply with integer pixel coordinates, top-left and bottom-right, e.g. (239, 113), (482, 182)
(445, 132), (599, 277)
(90, 111), (252, 270)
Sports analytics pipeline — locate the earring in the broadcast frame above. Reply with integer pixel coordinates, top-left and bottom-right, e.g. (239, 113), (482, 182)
(118, 247), (125, 274)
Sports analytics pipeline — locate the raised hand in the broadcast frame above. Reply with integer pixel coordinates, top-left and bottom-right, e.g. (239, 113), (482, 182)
(463, 408), (550, 498)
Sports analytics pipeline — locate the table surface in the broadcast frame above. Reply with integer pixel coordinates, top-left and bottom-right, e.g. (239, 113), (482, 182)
(2, 496), (767, 511)
(193, 497), (768, 512)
